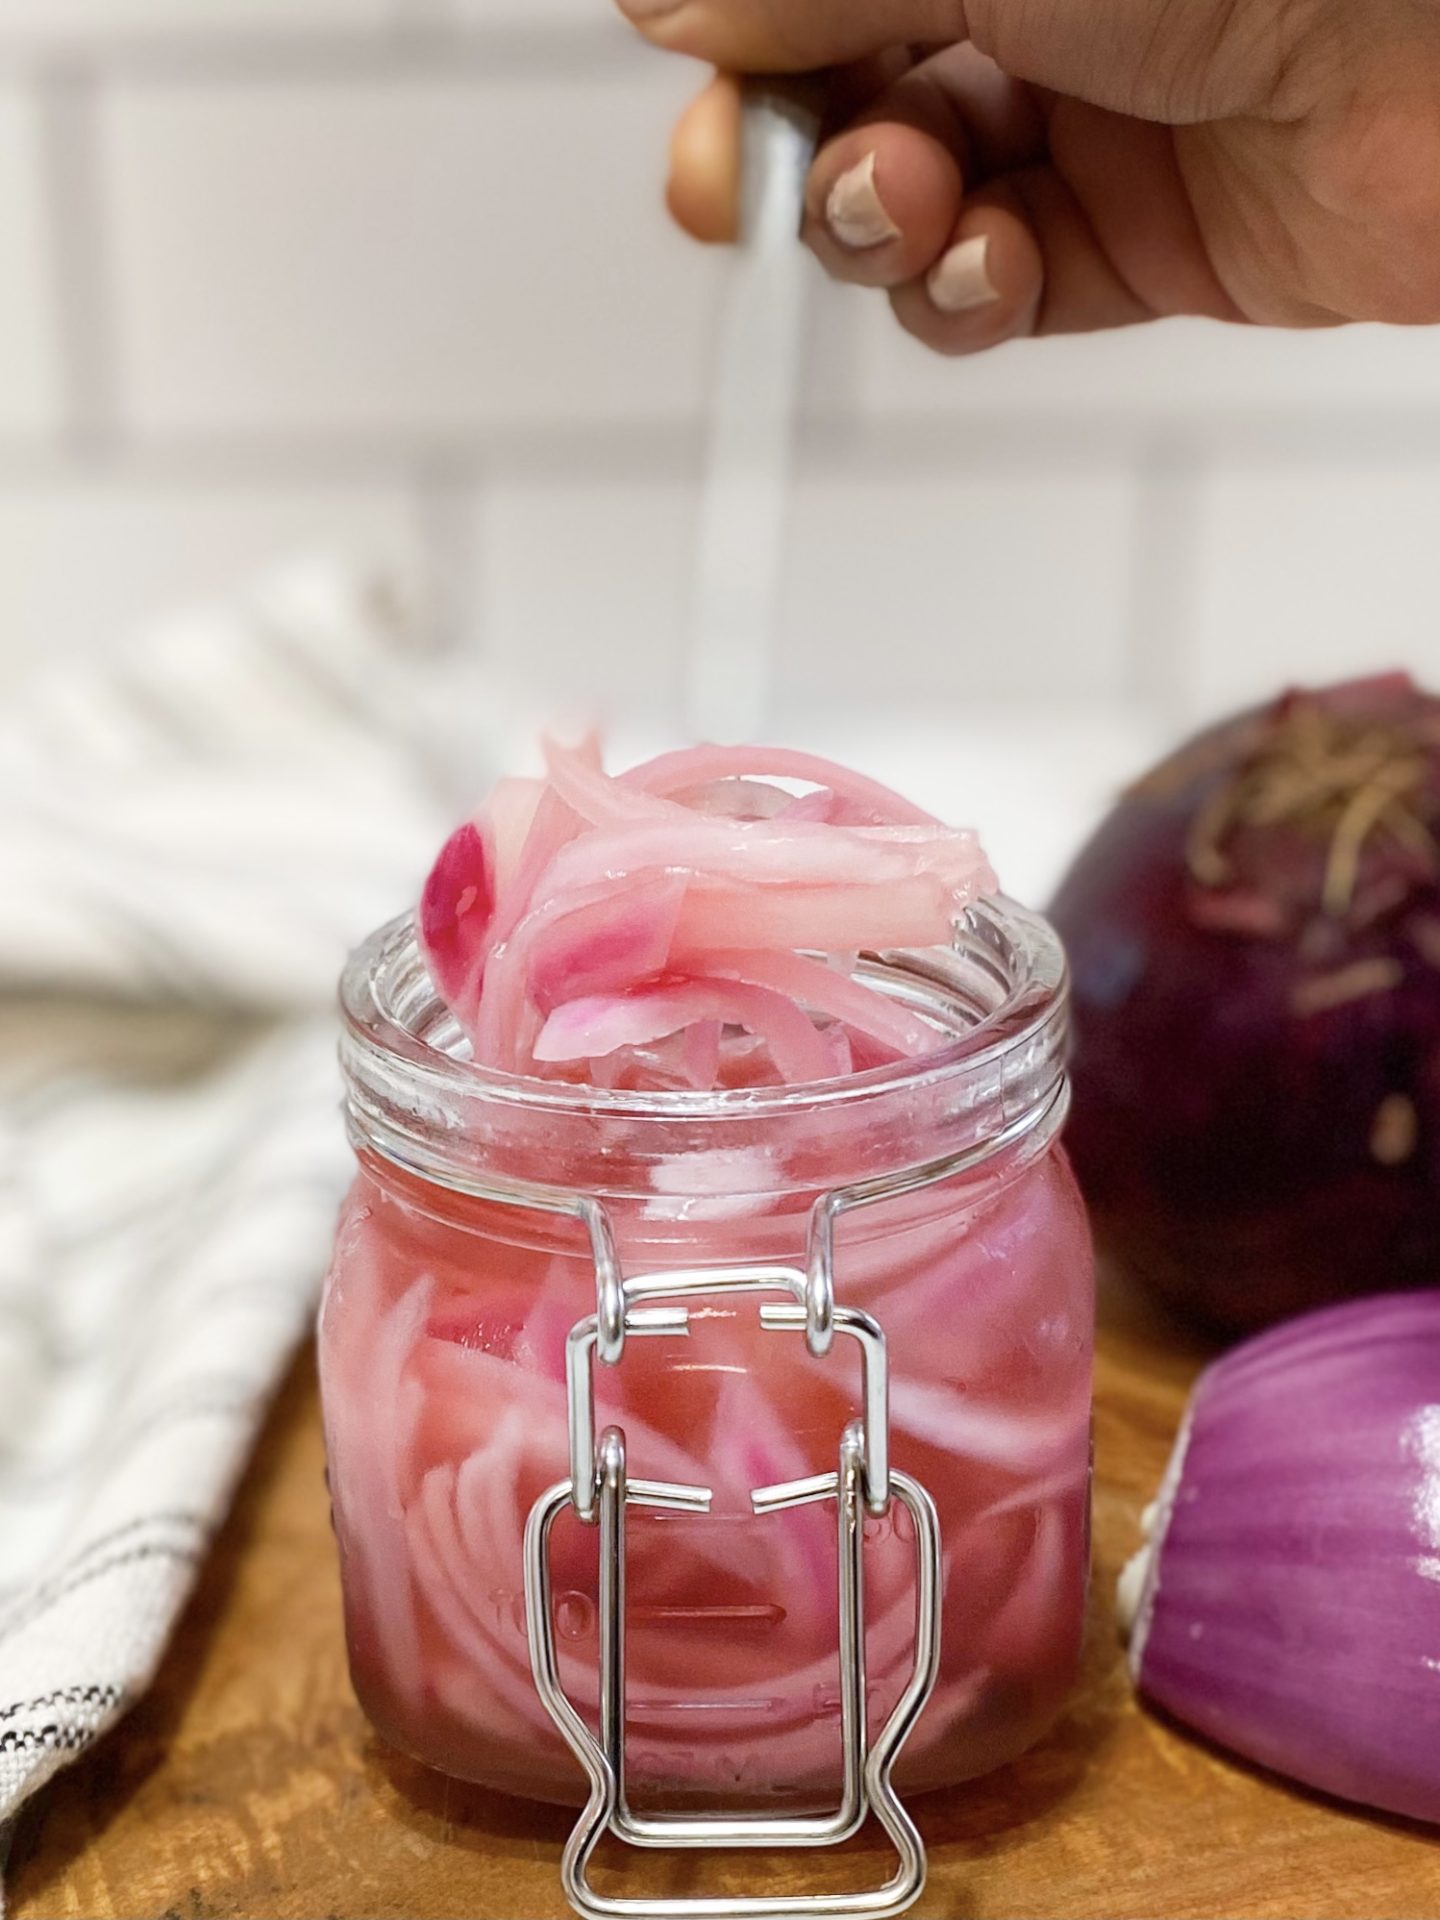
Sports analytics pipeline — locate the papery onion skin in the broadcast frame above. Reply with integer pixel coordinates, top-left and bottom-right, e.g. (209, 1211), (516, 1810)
(1125, 1290), (1440, 1825)
(1051, 673), (1440, 1335)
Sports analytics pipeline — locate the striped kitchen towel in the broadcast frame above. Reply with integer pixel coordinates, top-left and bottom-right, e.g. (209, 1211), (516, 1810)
(0, 562), (468, 1897)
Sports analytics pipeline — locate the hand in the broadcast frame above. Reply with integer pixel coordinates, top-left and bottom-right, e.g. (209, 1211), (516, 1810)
(617, 0), (1440, 355)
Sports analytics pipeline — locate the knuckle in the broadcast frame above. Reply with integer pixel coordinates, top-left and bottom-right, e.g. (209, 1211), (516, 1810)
(1303, 70), (1440, 321)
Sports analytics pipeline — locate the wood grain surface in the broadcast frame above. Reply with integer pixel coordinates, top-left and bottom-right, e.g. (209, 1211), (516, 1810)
(9, 1277), (1439, 1920)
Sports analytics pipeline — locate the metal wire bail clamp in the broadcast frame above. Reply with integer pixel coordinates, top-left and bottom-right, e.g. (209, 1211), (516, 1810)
(522, 1155), (962, 1920)
(524, 1416), (942, 1920)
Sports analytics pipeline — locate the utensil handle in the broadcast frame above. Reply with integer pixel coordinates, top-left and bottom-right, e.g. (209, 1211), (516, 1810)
(738, 76), (824, 248)
(684, 79), (822, 742)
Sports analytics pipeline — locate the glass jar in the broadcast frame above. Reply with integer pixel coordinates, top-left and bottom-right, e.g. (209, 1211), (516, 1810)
(320, 898), (1093, 1815)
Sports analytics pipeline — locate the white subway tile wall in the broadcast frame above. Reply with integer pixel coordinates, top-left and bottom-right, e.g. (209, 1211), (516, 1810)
(100, 64), (721, 435)
(0, 0), (1438, 885)
(773, 465), (1141, 708)
(1187, 461), (1440, 718)
(473, 470), (695, 725)
(0, 86), (63, 434)
(0, 2), (390, 37)
(853, 307), (1440, 419)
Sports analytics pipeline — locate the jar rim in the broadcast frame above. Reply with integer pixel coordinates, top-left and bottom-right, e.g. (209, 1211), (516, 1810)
(339, 895), (1068, 1122)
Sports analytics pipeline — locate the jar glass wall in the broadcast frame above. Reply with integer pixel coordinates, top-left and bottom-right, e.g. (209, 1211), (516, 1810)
(320, 900), (1094, 1811)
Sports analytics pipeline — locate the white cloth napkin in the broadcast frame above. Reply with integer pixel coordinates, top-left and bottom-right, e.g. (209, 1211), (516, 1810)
(0, 563), (466, 1897)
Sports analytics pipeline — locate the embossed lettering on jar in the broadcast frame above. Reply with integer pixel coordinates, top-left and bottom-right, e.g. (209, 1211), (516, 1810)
(319, 900), (1094, 1810)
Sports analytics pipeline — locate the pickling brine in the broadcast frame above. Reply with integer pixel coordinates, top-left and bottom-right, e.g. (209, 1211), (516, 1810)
(322, 1136), (1089, 1808)
(323, 1023), (1092, 1811)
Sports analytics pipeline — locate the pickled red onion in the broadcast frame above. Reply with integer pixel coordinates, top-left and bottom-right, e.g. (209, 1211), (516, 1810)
(540, 735), (682, 830)
(418, 821), (492, 1031)
(543, 820), (986, 897)
(525, 874), (688, 1015)
(418, 741), (996, 1088)
(672, 877), (963, 958)
(620, 744), (938, 825)
(486, 777), (544, 900)
(777, 787), (854, 824)
(683, 1018), (722, 1089)
(674, 778), (799, 820)
(700, 950), (938, 1058)
(534, 977), (836, 1084)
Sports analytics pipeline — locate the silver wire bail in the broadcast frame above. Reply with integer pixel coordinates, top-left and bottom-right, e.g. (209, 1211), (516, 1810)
(804, 1190), (839, 1357)
(524, 1410), (942, 1920)
(583, 1198), (626, 1367)
(533, 1226), (941, 1920)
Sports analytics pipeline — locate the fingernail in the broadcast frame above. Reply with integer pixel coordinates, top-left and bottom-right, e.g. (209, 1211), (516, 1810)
(825, 153), (901, 250)
(927, 236), (999, 313)
(616, 0), (685, 16)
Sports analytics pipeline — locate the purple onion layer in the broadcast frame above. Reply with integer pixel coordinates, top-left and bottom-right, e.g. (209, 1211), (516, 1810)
(1127, 1290), (1440, 1823)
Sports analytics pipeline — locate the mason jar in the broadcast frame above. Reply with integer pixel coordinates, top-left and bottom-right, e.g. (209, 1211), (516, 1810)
(319, 896), (1093, 1815)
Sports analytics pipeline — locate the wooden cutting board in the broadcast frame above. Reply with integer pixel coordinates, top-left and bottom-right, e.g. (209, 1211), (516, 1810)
(9, 1277), (1438, 1920)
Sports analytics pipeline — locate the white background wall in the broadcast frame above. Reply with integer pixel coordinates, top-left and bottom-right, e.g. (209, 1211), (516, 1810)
(3, 0), (1440, 897)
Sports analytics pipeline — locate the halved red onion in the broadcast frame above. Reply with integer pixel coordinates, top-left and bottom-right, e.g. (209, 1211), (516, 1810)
(1121, 1290), (1440, 1824)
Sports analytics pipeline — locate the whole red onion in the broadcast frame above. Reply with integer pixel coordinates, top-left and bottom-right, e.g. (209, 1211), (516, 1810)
(1051, 672), (1440, 1335)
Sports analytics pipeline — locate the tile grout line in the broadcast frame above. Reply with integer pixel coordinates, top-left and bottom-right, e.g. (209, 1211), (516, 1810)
(387, 0), (459, 34)
(0, 25), (640, 84)
(0, 413), (1431, 494)
(0, 427), (693, 488)
(33, 59), (120, 454)
(1123, 432), (1203, 731)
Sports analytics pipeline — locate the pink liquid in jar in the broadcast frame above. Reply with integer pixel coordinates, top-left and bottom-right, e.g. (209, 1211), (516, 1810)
(321, 899), (1094, 1811)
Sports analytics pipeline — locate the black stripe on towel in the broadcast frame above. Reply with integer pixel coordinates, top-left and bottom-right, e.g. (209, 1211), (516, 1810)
(0, 1543), (203, 1646)
(0, 1683), (124, 1726)
(0, 1514), (206, 1613)
(6, 1511), (210, 1604)
(0, 1722), (102, 1756)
